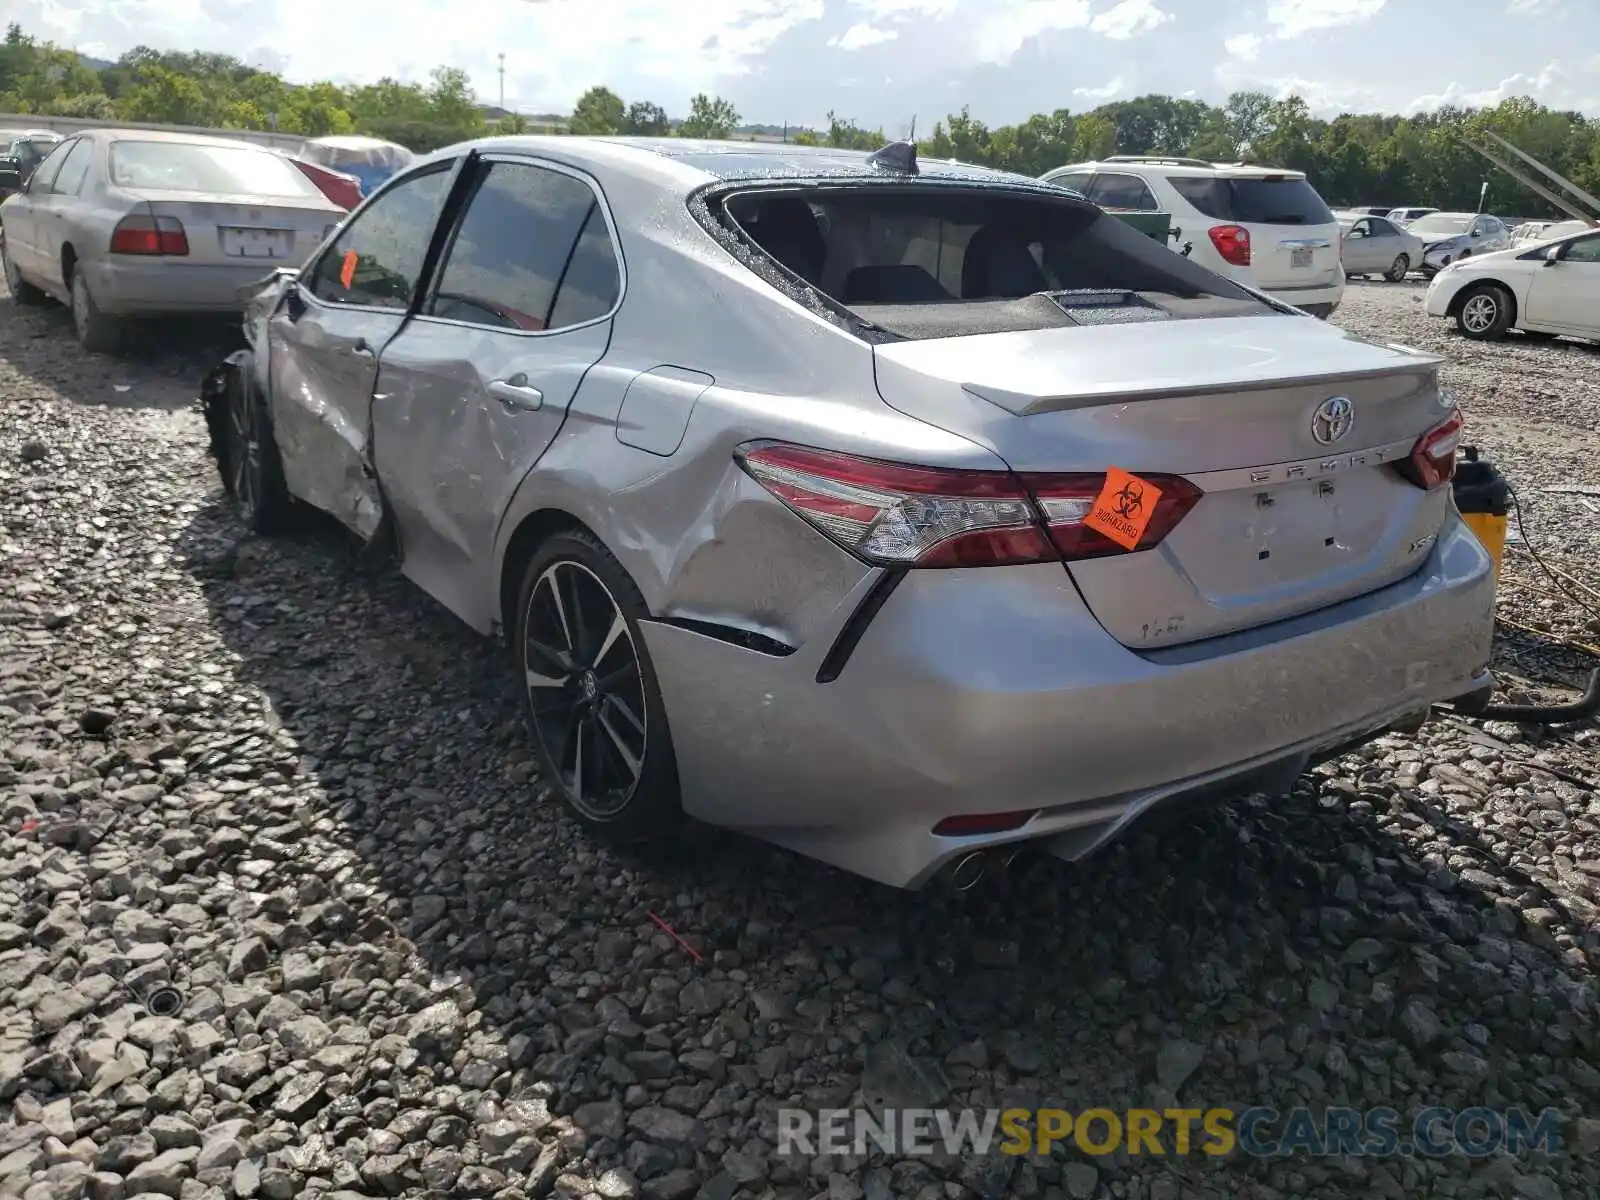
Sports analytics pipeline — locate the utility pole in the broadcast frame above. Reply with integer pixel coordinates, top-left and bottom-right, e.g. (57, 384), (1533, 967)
(908, 114), (916, 143)
(498, 54), (506, 112)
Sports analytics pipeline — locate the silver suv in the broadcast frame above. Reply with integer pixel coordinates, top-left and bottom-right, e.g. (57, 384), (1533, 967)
(1043, 155), (1345, 317)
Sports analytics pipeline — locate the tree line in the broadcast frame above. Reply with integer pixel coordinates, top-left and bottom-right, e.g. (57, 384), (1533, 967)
(3, 22), (1597, 217)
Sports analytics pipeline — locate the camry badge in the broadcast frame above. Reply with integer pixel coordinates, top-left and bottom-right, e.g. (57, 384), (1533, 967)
(1311, 396), (1354, 445)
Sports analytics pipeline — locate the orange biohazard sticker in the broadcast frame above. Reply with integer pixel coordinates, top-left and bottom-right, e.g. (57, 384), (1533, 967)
(1084, 466), (1163, 551)
(339, 249), (358, 289)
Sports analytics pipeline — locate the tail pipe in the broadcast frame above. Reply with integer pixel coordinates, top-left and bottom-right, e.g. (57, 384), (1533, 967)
(944, 847), (1028, 891)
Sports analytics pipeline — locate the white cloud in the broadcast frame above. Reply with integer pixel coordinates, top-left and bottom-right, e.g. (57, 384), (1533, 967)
(1073, 75), (1125, 100)
(831, 22), (898, 49)
(13, 0), (827, 111)
(1408, 60), (1562, 111)
(1224, 33), (1262, 61)
(850, 0), (959, 14)
(1506, 0), (1554, 12)
(1265, 0), (1387, 39)
(1088, 0), (1171, 40)
(972, 0), (1093, 62)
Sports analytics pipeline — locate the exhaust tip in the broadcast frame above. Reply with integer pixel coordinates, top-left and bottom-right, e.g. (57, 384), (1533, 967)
(948, 851), (987, 891)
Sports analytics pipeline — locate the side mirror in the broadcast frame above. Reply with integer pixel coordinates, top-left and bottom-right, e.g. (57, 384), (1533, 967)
(1543, 245), (1561, 266)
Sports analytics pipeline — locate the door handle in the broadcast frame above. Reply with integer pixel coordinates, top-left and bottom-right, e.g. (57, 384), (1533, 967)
(352, 338), (374, 358)
(487, 374), (543, 411)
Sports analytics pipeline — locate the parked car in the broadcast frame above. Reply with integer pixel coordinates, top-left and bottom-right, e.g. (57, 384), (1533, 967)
(1425, 225), (1600, 342)
(1509, 218), (1594, 247)
(279, 151), (363, 210)
(1338, 212), (1424, 281)
(199, 135), (1494, 889)
(1388, 207), (1438, 226)
(298, 135), (415, 196)
(0, 128), (63, 198)
(1409, 211), (1512, 275)
(1042, 155), (1345, 317)
(1, 129), (345, 352)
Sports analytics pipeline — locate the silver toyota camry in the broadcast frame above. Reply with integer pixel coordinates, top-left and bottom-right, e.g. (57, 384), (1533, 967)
(201, 135), (1496, 890)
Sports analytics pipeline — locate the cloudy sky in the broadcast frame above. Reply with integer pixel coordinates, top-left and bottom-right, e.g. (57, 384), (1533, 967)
(12, 0), (1600, 130)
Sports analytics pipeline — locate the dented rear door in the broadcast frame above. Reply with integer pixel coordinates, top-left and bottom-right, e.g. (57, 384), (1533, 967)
(370, 156), (621, 625)
(266, 161), (457, 539)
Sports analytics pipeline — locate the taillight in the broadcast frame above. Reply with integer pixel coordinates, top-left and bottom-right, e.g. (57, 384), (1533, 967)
(735, 443), (1203, 568)
(1208, 223), (1251, 266)
(1400, 408), (1464, 490)
(110, 215), (188, 256)
(1023, 471), (1204, 560)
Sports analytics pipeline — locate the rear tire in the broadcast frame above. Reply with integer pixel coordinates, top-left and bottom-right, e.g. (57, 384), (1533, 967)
(1386, 254), (1410, 282)
(513, 530), (681, 841)
(1, 237), (45, 305)
(70, 269), (126, 354)
(1456, 284), (1513, 341)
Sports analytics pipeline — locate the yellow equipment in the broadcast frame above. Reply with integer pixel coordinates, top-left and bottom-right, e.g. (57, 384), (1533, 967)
(1454, 448), (1509, 580)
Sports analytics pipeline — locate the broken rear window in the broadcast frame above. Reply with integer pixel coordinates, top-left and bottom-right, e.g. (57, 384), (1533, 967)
(717, 185), (1274, 340)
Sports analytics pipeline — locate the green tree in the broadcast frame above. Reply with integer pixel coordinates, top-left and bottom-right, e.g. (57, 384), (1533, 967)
(678, 93), (739, 139)
(1073, 112), (1117, 160)
(569, 86), (625, 135)
(825, 111), (887, 150)
(496, 112), (531, 134)
(279, 81), (354, 135)
(623, 100), (670, 136)
(117, 64), (216, 125)
(425, 66), (484, 135)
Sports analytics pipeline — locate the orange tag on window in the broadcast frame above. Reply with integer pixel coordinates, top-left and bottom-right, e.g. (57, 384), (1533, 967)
(339, 249), (358, 289)
(1084, 467), (1163, 551)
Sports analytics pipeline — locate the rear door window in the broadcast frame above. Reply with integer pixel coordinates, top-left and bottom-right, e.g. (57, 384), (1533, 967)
(307, 163), (454, 309)
(50, 139), (93, 196)
(1086, 173), (1158, 212)
(429, 161), (620, 333)
(26, 141), (72, 193)
(1045, 171), (1093, 194)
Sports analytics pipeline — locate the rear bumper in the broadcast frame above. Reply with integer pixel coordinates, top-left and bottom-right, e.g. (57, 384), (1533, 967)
(82, 258), (290, 315)
(641, 513), (1495, 889)
(1262, 276), (1344, 316)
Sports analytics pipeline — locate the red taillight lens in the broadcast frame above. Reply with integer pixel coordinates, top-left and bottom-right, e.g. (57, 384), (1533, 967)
(1208, 223), (1251, 266)
(1024, 471), (1205, 560)
(735, 443), (1203, 568)
(1402, 408), (1464, 490)
(110, 215), (188, 256)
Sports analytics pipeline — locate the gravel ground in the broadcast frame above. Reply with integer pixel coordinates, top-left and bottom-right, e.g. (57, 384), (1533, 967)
(3, 282), (1599, 1200)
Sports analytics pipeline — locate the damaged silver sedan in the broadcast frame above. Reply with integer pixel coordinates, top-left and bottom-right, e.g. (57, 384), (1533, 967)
(201, 135), (1497, 890)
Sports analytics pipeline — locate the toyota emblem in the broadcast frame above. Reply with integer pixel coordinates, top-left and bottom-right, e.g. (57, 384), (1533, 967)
(1311, 396), (1354, 445)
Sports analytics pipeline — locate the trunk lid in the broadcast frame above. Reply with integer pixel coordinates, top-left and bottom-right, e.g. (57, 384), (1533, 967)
(120, 188), (341, 269)
(1246, 219), (1342, 290)
(871, 314), (1455, 648)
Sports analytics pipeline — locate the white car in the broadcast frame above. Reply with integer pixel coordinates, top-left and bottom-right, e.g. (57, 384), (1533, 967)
(1424, 225), (1600, 341)
(1041, 156), (1344, 317)
(1409, 211), (1513, 276)
(1388, 207), (1437, 226)
(1509, 218), (1593, 248)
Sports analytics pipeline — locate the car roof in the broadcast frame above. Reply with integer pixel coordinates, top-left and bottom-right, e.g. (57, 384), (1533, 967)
(1050, 158), (1309, 181)
(70, 127), (288, 152)
(417, 134), (1057, 193)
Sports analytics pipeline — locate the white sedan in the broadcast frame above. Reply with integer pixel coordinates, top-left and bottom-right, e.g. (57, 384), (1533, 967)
(1424, 225), (1600, 342)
